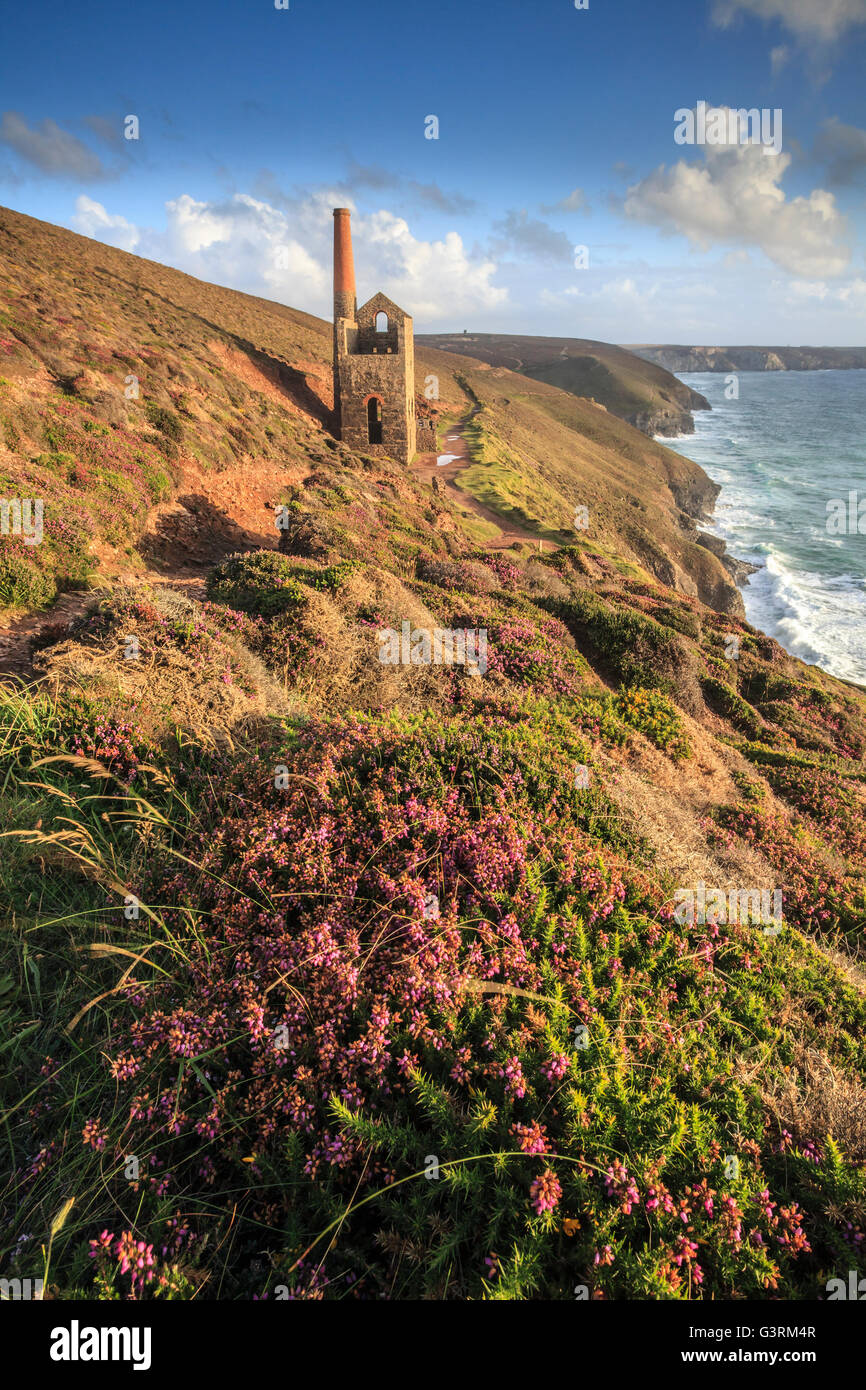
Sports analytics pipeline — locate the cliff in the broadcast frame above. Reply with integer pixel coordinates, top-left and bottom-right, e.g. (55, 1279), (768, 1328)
(3, 205), (866, 1304)
(417, 331), (711, 436)
(627, 344), (866, 373)
(0, 205), (739, 633)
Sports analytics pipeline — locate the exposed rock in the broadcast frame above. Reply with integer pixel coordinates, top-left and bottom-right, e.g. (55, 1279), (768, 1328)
(628, 344), (866, 373)
(695, 531), (759, 587)
(696, 532), (726, 559)
(723, 553), (761, 587)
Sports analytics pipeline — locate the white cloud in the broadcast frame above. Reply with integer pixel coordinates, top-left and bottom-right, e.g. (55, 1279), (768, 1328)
(770, 44), (790, 74)
(359, 210), (507, 319)
(775, 274), (866, 312)
(814, 119), (866, 185)
(490, 209), (574, 263)
(537, 259), (866, 341)
(66, 192), (505, 326)
(785, 279), (830, 299)
(624, 118), (850, 277)
(838, 278), (866, 305)
(540, 188), (590, 215)
(73, 195), (140, 251)
(713, 0), (866, 41)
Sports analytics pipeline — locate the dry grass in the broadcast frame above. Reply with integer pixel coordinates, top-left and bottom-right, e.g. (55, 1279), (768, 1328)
(34, 586), (290, 743)
(765, 1044), (866, 1160)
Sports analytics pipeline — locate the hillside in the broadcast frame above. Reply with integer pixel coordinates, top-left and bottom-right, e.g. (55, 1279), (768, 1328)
(0, 205), (742, 646)
(418, 331), (711, 436)
(628, 345), (866, 373)
(1, 206), (866, 1303)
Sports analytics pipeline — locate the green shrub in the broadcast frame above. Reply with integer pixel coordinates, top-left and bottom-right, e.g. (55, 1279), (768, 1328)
(0, 549), (57, 609)
(702, 676), (765, 739)
(547, 592), (684, 692)
(206, 549), (307, 616)
(613, 687), (691, 760)
(654, 603), (702, 640)
(144, 402), (183, 441)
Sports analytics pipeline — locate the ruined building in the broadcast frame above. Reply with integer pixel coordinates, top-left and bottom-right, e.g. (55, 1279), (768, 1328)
(332, 208), (435, 463)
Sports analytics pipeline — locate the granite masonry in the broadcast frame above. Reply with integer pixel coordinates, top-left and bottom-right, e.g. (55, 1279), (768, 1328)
(332, 208), (435, 464)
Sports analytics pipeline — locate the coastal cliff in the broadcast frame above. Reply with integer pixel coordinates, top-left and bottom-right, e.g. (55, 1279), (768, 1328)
(417, 332), (711, 437)
(627, 344), (866, 373)
(4, 206), (866, 1307)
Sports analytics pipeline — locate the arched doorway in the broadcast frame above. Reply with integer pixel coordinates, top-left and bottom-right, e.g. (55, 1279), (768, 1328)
(367, 396), (383, 444)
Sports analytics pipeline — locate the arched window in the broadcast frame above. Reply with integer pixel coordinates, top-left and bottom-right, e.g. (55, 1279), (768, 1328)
(375, 311), (389, 333)
(367, 396), (383, 444)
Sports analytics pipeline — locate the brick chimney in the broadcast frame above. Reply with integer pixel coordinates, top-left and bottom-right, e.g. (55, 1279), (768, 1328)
(333, 208), (356, 322)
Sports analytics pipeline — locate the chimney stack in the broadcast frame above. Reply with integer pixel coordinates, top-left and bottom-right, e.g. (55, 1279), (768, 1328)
(333, 208), (356, 322)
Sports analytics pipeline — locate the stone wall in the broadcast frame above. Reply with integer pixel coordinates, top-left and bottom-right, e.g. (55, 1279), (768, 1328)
(335, 293), (416, 463)
(416, 417), (437, 452)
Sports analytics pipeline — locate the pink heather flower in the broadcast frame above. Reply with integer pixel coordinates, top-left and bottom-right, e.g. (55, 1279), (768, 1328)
(81, 1119), (107, 1151)
(529, 1168), (562, 1216)
(500, 1055), (527, 1099)
(542, 1052), (569, 1083)
(671, 1236), (700, 1267)
(604, 1160), (640, 1215)
(510, 1120), (549, 1155)
(594, 1244), (614, 1267)
(89, 1229), (114, 1258)
(645, 1185), (675, 1215)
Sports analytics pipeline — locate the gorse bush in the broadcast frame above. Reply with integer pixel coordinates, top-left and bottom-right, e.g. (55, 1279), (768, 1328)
(702, 675), (765, 739)
(548, 592), (685, 693)
(612, 687), (691, 760)
(0, 547), (57, 609)
(3, 700), (865, 1300)
(144, 403), (183, 441)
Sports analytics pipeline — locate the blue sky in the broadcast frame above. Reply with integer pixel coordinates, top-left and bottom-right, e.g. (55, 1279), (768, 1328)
(1, 0), (864, 342)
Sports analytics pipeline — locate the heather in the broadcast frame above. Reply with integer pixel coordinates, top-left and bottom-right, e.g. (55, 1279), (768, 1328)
(2, 676), (866, 1299)
(2, 206), (866, 1302)
(4, 508), (866, 1301)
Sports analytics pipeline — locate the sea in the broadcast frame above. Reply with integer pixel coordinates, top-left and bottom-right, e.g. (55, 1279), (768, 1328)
(659, 370), (866, 687)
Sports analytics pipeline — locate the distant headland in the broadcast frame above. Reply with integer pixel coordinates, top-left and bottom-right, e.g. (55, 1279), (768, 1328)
(624, 345), (866, 373)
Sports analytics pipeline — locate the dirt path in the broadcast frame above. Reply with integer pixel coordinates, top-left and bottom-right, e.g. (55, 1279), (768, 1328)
(0, 569), (218, 678)
(412, 410), (547, 553)
(0, 453), (291, 677)
(2, 415), (552, 677)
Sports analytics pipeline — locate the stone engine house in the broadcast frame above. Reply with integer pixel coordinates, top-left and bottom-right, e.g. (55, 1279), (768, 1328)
(332, 208), (433, 464)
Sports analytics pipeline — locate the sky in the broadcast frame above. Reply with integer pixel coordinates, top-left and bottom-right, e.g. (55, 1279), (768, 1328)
(0, 0), (864, 344)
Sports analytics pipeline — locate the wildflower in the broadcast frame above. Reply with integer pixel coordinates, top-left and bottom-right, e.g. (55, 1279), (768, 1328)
(529, 1168), (562, 1216)
(604, 1160), (639, 1215)
(81, 1119), (107, 1151)
(510, 1120), (549, 1155)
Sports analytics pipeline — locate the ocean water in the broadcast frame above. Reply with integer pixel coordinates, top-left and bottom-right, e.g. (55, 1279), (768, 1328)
(660, 371), (866, 686)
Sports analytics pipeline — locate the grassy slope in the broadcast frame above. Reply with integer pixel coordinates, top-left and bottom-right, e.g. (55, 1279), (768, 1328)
(1, 207), (865, 1302)
(417, 331), (711, 434)
(0, 204), (738, 620)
